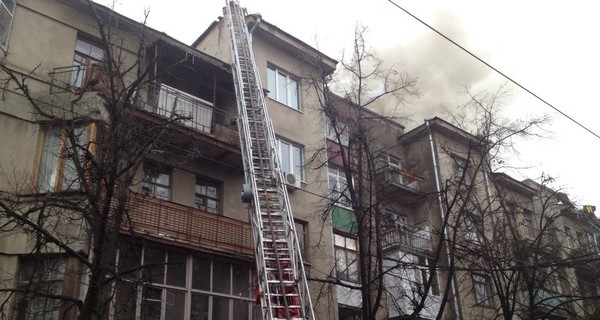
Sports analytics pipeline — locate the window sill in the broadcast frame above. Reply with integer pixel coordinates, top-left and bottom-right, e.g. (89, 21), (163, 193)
(267, 97), (303, 114)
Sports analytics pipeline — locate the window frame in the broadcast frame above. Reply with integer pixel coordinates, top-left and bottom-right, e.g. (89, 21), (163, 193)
(463, 214), (482, 243)
(334, 232), (359, 282)
(416, 255), (440, 296)
(142, 163), (172, 201)
(0, 0), (16, 53)
(195, 177), (221, 214)
(267, 65), (300, 110)
(328, 166), (352, 208)
(452, 155), (473, 185)
(116, 244), (254, 320)
(72, 37), (105, 88)
(472, 274), (493, 307)
(325, 117), (349, 147)
(277, 137), (305, 181)
(36, 124), (93, 192)
(294, 219), (308, 261)
(14, 257), (66, 320)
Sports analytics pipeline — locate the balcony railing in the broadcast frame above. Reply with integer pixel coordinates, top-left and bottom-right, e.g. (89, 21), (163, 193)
(123, 193), (254, 257)
(382, 226), (432, 253)
(386, 167), (424, 192)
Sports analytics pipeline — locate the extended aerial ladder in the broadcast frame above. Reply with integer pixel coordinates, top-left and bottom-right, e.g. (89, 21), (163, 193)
(224, 1), (315, 319)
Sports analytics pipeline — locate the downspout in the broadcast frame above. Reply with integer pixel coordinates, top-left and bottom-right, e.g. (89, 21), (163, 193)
(426, 119), (462, 320)
(249, 13), (262, 35)
(483, 165), (497, 223)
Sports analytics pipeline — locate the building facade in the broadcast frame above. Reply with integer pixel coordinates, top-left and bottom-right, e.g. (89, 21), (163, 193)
(0, 1), (598, 320)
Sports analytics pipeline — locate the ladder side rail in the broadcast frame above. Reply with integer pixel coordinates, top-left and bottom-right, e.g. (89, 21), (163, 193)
(224, 3), (276, 319)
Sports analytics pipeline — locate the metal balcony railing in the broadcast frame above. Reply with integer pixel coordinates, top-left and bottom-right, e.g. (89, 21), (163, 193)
(123, 192), (254, 257)
(386, 166), (424, 192)
(382, 226), (432, 253)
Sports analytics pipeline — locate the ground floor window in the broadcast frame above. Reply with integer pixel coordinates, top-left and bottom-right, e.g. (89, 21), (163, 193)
(115, 243), (254, 320)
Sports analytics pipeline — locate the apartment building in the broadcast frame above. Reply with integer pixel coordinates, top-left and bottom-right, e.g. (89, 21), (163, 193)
(0, 1), (598, 320)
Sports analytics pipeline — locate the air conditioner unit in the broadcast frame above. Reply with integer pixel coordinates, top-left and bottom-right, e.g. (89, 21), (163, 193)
(285, 172), (301, 189)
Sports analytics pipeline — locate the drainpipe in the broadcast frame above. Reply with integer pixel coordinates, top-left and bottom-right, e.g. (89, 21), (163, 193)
(483, 165), (497, 223)
(249, 13), (262, 35)
(426, 119), (462, 320)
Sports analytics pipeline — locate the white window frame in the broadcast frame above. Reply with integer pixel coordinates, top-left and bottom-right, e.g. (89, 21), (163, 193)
(472, 274), (493, 307)
(277, 138), (304, 180)
(195, 178), (221, 214)
(334, 233), (359, 282)
(15, 257), (66, 320)
(0, 0), (17, 53)
(416, 256), (440, 296)
(452, 155), (473, 185)
(328, 166), (351, 208)
(267, 65), (300, 110)
(463, 214), (482, 243)
(36, 125), (91, 192)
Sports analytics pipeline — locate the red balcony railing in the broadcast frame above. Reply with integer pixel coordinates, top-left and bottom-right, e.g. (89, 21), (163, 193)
(123, 193), (254, 257)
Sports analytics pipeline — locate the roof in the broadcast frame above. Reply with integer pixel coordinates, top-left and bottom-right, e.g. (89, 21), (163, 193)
(193, 13), (338, 75)
(58, 0), (231, 75)
(398, 117), (481, 145)
(493, 172), (538, 196)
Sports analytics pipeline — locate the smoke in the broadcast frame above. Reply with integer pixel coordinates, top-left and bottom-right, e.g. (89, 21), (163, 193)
(378, 11), (498, 129)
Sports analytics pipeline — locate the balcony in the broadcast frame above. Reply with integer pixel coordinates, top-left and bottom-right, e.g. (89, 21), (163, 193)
(378, 166), (425, 202)
(123, 193), (254, 258)
(382, 226), (432, 254)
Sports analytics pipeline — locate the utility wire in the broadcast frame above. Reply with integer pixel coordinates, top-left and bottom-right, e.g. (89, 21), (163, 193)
(387, 0), (600, 140)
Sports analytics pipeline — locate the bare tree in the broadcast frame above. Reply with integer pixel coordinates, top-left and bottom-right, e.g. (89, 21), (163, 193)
(0, 2), (206, 319)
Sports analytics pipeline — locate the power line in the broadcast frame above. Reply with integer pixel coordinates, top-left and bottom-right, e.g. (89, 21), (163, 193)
(387, 0), (600, 141)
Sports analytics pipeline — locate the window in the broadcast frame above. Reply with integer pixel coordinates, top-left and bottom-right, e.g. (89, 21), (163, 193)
(72, 37), (104, 87)
(416, 256), (440, 296)
(267, 66), (299, 109)
(277, 138), (304, 180)
(325, 117), (349, 146)
(0, 0), (16, 52)
(295, 220), (308, 259)
(334, 233), (359, 282)
(13, 257), (65, 320)
(463, 214), (481, 243)
(452, 156), (473, 185)
(338, 305), (362, 320)
(328, 166), (351, 207)
(522, 209), (534, 237)
(472, 274), (493, 307)
(195, 178), (220, 214)
(117, 244), (254, 320)
(142, 163), (171, 200)
(564, 226), (573, 249)
(37, 126), (90, 192)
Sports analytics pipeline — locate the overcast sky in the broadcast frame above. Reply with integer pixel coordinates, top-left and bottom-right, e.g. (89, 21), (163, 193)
(111, 0), (600, 209)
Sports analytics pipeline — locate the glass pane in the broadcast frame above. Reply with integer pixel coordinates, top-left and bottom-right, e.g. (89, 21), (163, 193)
(166, 252), (186, 287)
(207, 199), (218, 214)
(289, 78), (299, 109)
(37, 128), (62, 192)
(232, 300), (249, 320)
(156, 172), (170, 186)
(195, 184), (206, 195)
(190, 294), (209, 320)
(279, 141), (290, 173)
(144, 248), (166, 284)
(165, 290), (185, 320)
(212, 261), (231, 294)
(206, 185), (218, 198)
(292, 145), (302, 177)
(3, 0), (15, 14)
(0, 6), (10, 48)
(115, 281), (137, 320)
(267, 67), (276, 99)
(192, 257), (211, 290)
(277, 72), (287, 104)
(232, 264), (250, 298)
(90, 44), (105, 60)
(212, 296), (230, 320)
(155, 186), (170, 200)
(75, 39), (91, 55)
(141, 287), (162, 320)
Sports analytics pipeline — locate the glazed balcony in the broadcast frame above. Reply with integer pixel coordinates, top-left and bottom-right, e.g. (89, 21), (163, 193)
(382, 225), (432, 254)
(123, 193), (254, 258)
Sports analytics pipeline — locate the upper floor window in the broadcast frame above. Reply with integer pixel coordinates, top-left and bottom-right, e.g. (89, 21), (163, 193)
(267, 66), (299, 110)
(328, 166), (351, 207)
(521, 209), (534, 237)
(72, 37), (104, 87)
(195, 178), (220, 214)
(452, 156), (473, 185)
(277, 138), (304, 180)
(463, 214), (482, 243)
(325, 117), (349, 146)
(0, 0), (16, 53)
(472, 274), (493, 307)
(295, 219), (308, 259)
(334, 233), (359, 282)
(142, 163), (171, 200)
(37, 125), (91, 192)
(416, 255), (440, 296)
